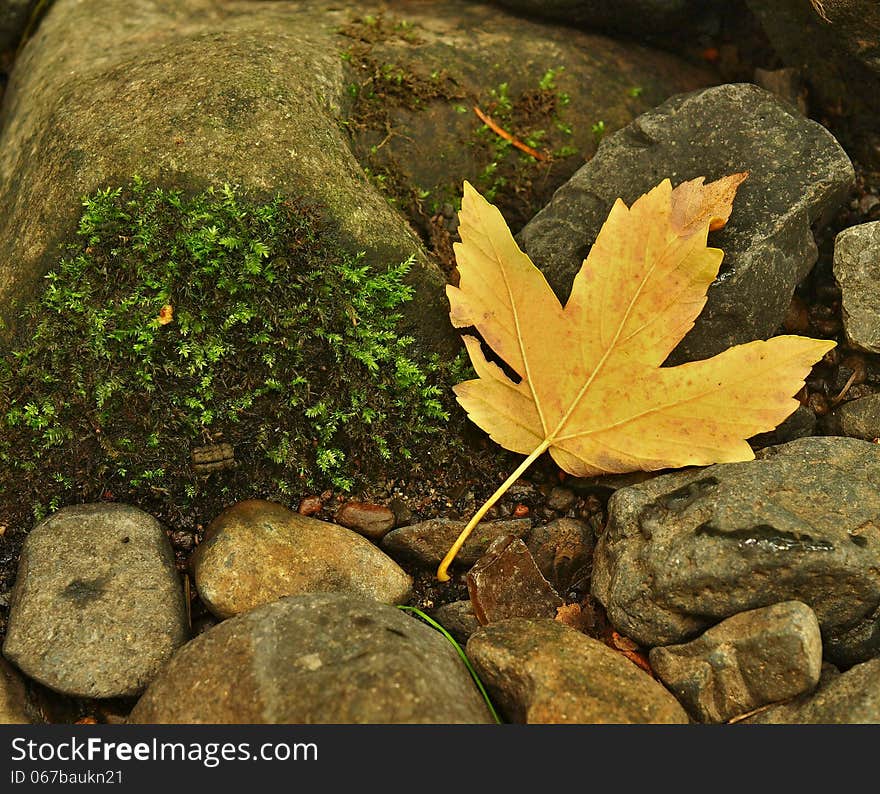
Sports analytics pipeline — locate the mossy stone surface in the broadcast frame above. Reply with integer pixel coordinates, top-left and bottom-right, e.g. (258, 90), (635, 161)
(0, 0), (450, 348)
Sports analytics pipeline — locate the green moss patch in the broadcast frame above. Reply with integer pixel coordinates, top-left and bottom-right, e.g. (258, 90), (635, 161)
(0, 179), (451, 526)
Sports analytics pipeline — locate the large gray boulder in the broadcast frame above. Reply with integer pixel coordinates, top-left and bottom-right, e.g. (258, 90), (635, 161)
(0, 0), (447, 347)
(519, 83), (854, 362)
(3, 504), (188, 698)
(592, 437), (880, 665)
(0, 0), (712, 348)
(130, 593), (494, 723)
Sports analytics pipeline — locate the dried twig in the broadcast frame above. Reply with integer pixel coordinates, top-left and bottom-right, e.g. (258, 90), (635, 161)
(831, 369), (858, 407)
(473, 105), (549, 162)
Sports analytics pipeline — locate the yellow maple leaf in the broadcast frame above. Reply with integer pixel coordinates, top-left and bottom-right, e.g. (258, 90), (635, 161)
(437, 175), (834, 581)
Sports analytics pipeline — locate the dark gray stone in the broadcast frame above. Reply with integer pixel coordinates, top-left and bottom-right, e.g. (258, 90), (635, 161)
(834, 221), (880, 353)
(828, 393), (880, 441)
(431, 600), (481, 644)
(467, 618), (688, 723)
(745, 657), (880, 724)
(649, 601), (822, 723)
(591, 437), (880, 665)
(519, 83), (854, 362)
(130, 594), (494, 724)
(3, 504), (188, 698)
(381, 518), (530, 569)
(192, 500), (411, 619)
(750, 404), (816, 448)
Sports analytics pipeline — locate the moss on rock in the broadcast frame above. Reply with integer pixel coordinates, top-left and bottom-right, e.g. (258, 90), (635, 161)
(0, 180), (451, 522)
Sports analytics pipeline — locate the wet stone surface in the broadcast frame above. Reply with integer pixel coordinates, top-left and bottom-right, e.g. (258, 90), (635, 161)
(130, 593), (494, 724)
(192, 500), (412, 619)
(592, 437), (880, 664)
(2, 504), (188, 699)
(467, 618), (688, 724)
(381, 517), (531, 569)
(519, 83), (854, 362)
(649, 601), (822, 723)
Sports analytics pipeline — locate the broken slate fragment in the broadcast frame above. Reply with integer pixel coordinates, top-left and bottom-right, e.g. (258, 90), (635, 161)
(519, 83), (854, 362)
(649, 601), (822, 723)
(381, 517), (531, 569)
(467, 536), (564, 625)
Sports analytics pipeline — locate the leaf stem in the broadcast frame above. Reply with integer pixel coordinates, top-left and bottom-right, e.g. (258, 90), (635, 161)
(436, 438), (550, 581)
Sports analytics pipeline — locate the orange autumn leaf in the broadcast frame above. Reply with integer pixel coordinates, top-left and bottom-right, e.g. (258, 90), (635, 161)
(157, 304), (173, 325)
(437, 175), (834, 580)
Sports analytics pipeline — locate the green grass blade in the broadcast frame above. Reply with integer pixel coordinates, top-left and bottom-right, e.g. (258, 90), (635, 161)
(397, 605), (502, 724)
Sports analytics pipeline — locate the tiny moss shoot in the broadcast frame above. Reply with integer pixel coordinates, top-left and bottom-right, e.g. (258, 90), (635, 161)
(0, 179), (449, 522)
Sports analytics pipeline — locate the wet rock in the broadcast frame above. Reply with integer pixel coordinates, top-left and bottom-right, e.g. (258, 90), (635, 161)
(750, 404), (816, 447)
(467, 619), (688, 723)
(826, 393), (880, 441)
(526, 518), (595, 593)
(192, 500), (411, 620)
(519, 83), (854, 362)
(381, 517), (530, 569)
(649, 601), (822, 723)
(834, 221), (880, 353)
(388, 497), (413, 527)
(431, 600), (480, 644)
(334, 501), (395, 540)
(747, 0), (880, 166)
(130, 593), (493, 724)
(490, 0), (722, 41)
(3, 504), (187, 698)
(467, 536), (563, 625)
(745, 657), (880, 724)
(0, 658), (34, 724)
(591, 436), (880, 665)
(822, 601), (880, 669)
